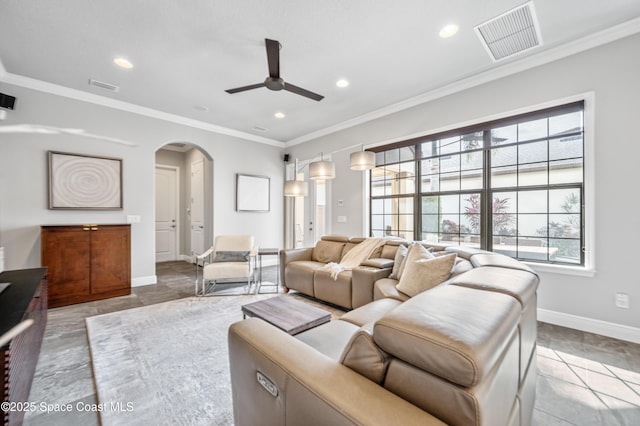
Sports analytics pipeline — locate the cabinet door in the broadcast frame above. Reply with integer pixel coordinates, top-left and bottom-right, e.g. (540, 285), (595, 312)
(42, 228), (91, 302)
(90, 225), (131, 294)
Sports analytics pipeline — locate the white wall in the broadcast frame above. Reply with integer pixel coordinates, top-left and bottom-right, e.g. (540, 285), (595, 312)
(287, 34), (640, 338)
(0, 84), (284, 285)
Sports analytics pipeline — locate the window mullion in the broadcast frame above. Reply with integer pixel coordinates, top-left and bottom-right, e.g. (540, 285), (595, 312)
(482, 130), (492, 251)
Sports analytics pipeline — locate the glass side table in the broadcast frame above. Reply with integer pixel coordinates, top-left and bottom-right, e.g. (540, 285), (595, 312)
(257, 248), (280, 293)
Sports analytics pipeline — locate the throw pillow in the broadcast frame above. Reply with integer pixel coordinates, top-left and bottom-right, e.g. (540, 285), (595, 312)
(395, 243), (434, 281)
(395, 253), (457, 297)
(388, 244), (408, 280)
(214, 251), (250, 262)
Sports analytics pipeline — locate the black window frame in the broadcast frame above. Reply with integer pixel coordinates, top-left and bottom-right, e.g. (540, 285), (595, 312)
(369, 101), (585, 266)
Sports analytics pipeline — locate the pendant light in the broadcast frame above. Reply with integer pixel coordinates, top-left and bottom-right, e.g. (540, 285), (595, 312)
(350, 147), (376, 170)
(284, 180), (309, 197)
(284, 159), (309, 197)
(309, 153), (335, 180)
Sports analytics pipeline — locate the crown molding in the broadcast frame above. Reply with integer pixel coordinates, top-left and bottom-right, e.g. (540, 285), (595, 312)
(285, 16), (640, 147)
(0, 72), (285, 148)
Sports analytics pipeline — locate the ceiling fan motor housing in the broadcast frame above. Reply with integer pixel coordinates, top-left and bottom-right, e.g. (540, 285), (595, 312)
(265, 77), (285, 91)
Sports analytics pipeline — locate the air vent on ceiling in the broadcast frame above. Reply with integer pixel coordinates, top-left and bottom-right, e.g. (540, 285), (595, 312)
(252, 126), (269, 132)
(474, 1), (542, 62)
(88, 79), (120, 92)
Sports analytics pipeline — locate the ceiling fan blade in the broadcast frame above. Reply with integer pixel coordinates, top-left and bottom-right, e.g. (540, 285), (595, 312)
(225, 83), (266, 94)
(265, 38), (280, 78)
(283, 82), (324, 101)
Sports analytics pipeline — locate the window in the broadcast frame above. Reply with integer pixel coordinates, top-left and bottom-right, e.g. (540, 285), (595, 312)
(370, 101), (585, 266)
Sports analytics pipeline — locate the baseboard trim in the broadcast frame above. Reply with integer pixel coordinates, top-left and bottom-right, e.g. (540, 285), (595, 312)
(132, 275), (157, 288)
(538, 308), (640, 344)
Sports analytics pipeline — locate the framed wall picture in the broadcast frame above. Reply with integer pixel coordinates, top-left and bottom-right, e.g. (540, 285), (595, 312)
(48, 151), (123, 210)
(236, 173), (270, 212)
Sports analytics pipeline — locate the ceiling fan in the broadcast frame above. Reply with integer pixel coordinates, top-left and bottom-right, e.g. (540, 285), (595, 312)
(0, 124), (137, 146)
(225, 38), (324, 102)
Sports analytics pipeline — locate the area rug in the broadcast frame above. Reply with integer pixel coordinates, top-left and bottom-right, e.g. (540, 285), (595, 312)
(86, 294), (275, 426)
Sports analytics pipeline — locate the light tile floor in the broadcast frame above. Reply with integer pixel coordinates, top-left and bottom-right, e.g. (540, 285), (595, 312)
(22, 261), (640, 425)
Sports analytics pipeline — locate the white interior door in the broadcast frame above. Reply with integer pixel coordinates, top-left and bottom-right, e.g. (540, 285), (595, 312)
(190, 159), (205, 259)
(286, 161), (328, 249)
(155, 166), (178, 262)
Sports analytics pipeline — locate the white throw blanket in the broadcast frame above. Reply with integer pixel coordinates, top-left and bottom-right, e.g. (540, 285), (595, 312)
(322, 237), (389, 280)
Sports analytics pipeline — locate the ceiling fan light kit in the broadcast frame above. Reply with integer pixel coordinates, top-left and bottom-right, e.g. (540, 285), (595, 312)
(225, 38), (324, 101)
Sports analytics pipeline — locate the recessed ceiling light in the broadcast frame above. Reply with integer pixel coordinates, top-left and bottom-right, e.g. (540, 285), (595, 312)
(439, 24), (459, 38)
(336, 79), (350, 88)
(113, 57), (134, 69)
(274, 112), (286, 119)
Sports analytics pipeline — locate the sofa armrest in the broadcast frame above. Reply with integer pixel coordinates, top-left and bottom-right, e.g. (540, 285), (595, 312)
(279, 247), (314, 290)
(351, 266), (393, 309)
(228, 318), (445, 426)
(360, 258), (394, 269)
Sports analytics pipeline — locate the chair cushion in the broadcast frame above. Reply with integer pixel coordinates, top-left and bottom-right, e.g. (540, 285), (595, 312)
(203, 262), (250, 280)
(214, 250), (250, 262)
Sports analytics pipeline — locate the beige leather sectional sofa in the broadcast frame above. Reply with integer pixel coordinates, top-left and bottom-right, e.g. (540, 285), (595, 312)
(229, 236), (539, 426)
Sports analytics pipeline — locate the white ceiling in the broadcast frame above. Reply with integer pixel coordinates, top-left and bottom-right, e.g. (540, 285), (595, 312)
(1, 0), (640, 145)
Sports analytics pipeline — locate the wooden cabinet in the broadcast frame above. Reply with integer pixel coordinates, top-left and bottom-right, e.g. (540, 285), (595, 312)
(1, 268), (47, 426)
(41, 224), (131, 308)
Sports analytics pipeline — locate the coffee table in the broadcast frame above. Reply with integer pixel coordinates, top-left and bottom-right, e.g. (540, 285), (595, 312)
(241, 296), (331, 335)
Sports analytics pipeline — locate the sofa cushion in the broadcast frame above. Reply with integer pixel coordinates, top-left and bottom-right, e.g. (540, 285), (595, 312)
(396, 242), (433, 281)
(469, 253), (536, 274)
(380, 240), (405, 260)
(449, 266), (539, 307)
(284, 260), (327, 296)
(373, 278), (411, 302)
(388, 244), (408, 279)
(295, 319), (359, 360)
(396, 253), (457, 297)
(450, 257), (474, 277)
(360, 258), (394, 269)
(312, 240), (347, 263)
(374, 285), (520, 387)
(340, 322), (391, 384)
(341, 241), (360, 259)
(314, 269), (353, 309)
(320, 235), (350, 243)
(340, 298), (403, 327)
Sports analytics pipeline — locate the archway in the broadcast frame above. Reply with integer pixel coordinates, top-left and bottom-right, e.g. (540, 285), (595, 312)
(154, 141), (213, 267)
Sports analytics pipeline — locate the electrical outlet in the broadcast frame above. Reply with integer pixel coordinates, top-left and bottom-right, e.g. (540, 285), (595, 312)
(615, 292), (630, 309)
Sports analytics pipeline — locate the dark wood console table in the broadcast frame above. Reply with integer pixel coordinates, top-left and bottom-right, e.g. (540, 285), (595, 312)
(1, 268), (47, 426)
(41, 224), (131, 307)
